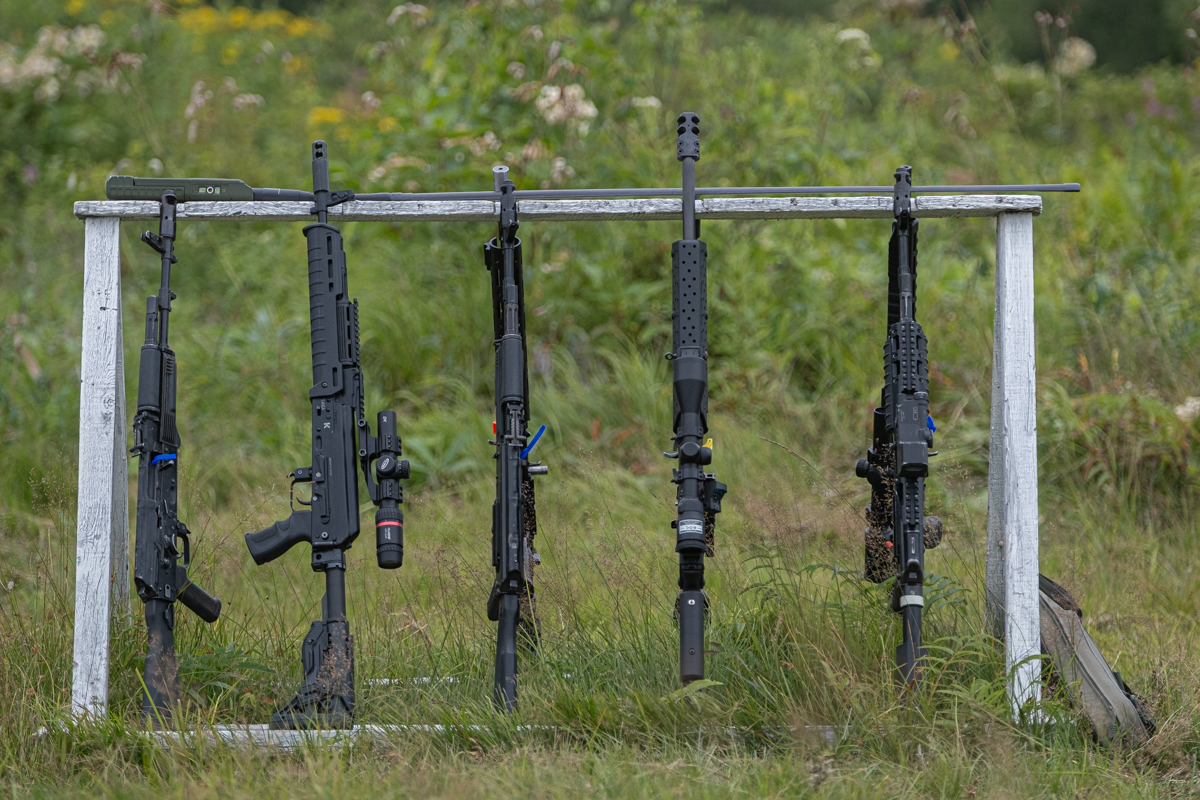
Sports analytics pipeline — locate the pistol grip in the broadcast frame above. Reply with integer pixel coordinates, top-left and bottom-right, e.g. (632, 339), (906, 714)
(245, 510), (312, 565)
(178, 579), (222, 623)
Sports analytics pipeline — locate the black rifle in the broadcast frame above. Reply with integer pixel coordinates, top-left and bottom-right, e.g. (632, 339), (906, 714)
(244, 141), (408, 729)
(666, 113), (728, 685)
(131, 191), (222, 723)
(856, 166), (943, 689)
(484, 165), (546, 713)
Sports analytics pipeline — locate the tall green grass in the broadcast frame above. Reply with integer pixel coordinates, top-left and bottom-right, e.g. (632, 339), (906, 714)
(1, 0), (1200, 796)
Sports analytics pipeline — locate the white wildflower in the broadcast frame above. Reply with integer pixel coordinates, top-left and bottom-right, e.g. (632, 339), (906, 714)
(232, 93), (264, 111)
(550, 157), (575, 183)
(536, 83), (596, 126)
(1175, 397), (1200, 423)
(387, 3), (429, 25)
(1056, 37), (1096, 77)
(70, 25), (105, 56)
(835, 28), (871, 48)
(631, 95), (662, 108)
(185, 80), (213, 119)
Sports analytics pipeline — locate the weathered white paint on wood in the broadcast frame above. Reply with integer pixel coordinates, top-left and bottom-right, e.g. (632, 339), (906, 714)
(110, 285), (129, 617)
(988, 212), (1041, 719)
(72, 216), (125, 718)
(74, 194), (1042, 223)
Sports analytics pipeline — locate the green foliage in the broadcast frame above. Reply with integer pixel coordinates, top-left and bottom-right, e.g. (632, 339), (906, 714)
(1, 0), (1200, 795)
(967, 0), (1195, 72)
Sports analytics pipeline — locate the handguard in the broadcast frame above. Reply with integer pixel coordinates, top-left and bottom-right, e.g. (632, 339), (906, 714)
(245, 510), (312, 565)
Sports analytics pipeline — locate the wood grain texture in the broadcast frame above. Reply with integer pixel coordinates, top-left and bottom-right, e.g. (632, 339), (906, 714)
(110, 300), (129, 617)
(72, 217), (123, 717)
(985, 216), (1007, 639)
(74, 194), (1042, 222)
(991, 212), (1041, 719)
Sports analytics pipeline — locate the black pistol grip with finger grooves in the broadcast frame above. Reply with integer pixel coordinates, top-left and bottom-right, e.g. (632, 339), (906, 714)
(245, 510), (313, 565)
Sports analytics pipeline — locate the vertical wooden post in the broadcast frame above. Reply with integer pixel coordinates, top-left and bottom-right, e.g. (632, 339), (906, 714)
(987, 211), (1041, 719)
(72, 216), (127, 717)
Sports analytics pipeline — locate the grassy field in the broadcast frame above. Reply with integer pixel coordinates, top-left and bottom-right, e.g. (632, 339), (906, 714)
(3, 0), (1200, 796)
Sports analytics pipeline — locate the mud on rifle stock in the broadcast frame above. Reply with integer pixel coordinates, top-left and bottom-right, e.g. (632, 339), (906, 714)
(131, 191), (222, 724)
(242, 140), (408, 730)
(855, 166), (944, 690)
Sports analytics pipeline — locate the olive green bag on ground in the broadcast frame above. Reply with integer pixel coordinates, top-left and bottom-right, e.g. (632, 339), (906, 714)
(1039, 574), (1156, 745)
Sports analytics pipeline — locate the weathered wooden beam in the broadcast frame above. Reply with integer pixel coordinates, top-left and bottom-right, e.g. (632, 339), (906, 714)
(72, 216), (128, 718)
(987, 211), (1041, 719)
(74, 194), (1042, 223)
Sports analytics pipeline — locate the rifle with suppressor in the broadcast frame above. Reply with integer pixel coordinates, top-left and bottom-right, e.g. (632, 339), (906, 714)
(243, 140), (409, 729)
(665, 113), (728, 685)
(484, 165), (545, 713)
(131, 191), (222, 723)
(855, 166), (943, 689)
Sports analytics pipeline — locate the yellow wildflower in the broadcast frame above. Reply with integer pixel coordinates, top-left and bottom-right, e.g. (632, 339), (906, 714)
(180, 7), (220, 35)
(66, 0), (85, 16)
(285, 18), (315, 37)
(308, 106), (345, 127)
(176, 6), (319, 37)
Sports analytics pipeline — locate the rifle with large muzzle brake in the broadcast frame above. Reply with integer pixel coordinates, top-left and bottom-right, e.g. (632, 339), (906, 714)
(665, 112), (728, 686)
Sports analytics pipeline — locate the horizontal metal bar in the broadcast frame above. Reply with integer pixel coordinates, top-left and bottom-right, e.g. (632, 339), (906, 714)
(74, 194), (1042, 223)
(353, 182), (1077, 202)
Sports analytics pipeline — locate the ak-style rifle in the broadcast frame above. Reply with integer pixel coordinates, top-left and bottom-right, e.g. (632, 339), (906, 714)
(130, 191), (222, 723)
(243, 141), (409, 729)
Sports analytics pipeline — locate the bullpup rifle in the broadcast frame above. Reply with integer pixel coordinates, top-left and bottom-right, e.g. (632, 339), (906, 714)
(243, 141), (409, 729)
(131, 191), (222, 723)
(856, 166), (943, 689)
(666, 113), (728, 685)
(484, 166), (545, 713)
